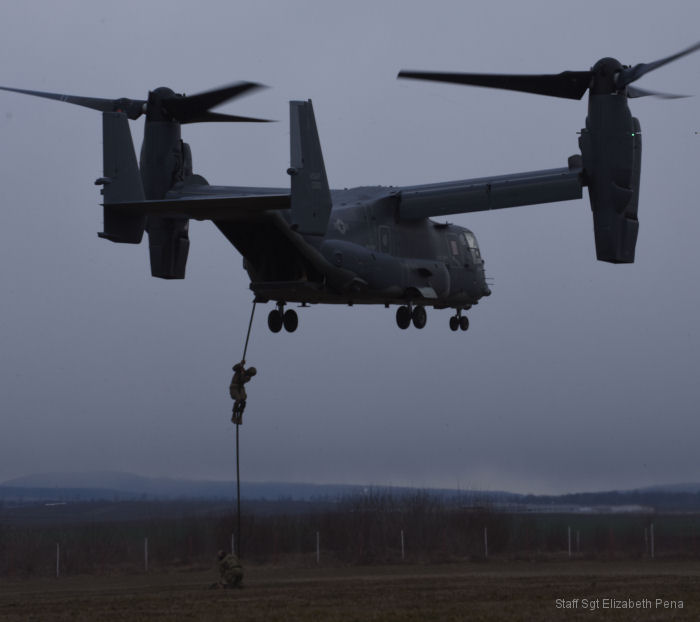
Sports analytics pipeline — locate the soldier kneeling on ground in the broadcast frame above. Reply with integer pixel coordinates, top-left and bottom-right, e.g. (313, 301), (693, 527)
(210, 549), (243, 589)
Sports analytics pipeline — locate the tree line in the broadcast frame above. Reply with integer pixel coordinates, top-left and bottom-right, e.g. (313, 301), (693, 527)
(2, 491), (700, 577)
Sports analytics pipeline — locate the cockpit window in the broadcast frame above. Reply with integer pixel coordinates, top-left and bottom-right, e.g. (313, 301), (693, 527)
(464, 232), (478, 249)
(463, 232), (481, 260)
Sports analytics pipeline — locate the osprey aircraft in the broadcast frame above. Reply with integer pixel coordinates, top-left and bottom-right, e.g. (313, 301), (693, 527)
(2, 41), (698, 334)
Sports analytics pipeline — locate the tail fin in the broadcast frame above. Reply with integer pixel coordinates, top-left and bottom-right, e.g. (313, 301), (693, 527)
(96, 112), (146, 243)
(288, 100), (331, 235)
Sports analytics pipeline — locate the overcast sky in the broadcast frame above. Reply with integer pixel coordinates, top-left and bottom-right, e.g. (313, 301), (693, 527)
(1, 0), (699, 495)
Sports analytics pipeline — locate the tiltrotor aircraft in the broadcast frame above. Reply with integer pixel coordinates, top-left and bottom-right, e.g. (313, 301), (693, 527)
(2, 41), (698, 334)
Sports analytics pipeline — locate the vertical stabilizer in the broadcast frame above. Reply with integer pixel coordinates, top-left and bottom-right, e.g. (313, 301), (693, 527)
(288, 100), (332, 235)
(97, 111), (146, 243)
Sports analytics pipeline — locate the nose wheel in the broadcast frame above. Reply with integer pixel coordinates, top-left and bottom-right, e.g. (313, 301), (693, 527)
(449, 309), (469, 332)
(268, 303), (299, 333)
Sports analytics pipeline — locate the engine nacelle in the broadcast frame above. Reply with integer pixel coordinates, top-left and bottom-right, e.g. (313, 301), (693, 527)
(579, 93), (641, 263)
(140, 105), (192, 279)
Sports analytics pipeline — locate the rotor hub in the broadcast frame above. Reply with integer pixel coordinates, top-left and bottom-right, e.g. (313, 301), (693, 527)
(152, 86), (178, 99)
(147, 87), (178, 122)
(590, 57), (625, 95)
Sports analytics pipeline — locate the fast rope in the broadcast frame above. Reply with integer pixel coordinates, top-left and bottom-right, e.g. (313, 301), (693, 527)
(234, 300), (256, 558)
(241, 300), (257, 362)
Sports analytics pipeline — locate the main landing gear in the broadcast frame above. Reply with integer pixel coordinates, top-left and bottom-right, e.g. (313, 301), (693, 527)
(267, 302), (298, 333)
(396, 304), (427, 329)
(395, 304), (469, 332)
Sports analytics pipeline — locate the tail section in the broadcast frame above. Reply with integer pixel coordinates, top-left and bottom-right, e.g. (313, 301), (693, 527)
(0, 80), (271, 277)
(96, 112), (146, 243)
(288, 100), (332, 235)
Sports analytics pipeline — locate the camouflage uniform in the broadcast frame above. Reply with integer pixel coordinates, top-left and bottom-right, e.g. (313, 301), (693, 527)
(216, 550), (243, 588)
(230, 361), (257, 424)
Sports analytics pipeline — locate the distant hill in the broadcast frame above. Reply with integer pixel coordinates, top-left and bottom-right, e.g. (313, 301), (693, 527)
(2, 471), (509, 503)
(0, 471), (373, 502)
(3, 471), (700, 512)
(634, 482), (700, 495)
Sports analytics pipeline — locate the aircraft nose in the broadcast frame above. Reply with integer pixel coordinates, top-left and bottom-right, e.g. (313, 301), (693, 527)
(480, 271), (491, 296)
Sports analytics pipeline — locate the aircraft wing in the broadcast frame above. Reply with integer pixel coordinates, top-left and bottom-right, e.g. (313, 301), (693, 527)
(395, 160), (583, 221)
(106, 191), (290, 222)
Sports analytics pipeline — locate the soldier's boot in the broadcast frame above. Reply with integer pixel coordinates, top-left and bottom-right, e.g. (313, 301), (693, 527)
(231, 400), (246, 424)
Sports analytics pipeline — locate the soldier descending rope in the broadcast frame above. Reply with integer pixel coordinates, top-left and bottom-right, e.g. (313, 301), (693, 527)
(229, 360), (257, 424)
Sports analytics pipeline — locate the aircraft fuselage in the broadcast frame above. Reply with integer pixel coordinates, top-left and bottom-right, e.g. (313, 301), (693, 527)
(239, 185), (490, 311)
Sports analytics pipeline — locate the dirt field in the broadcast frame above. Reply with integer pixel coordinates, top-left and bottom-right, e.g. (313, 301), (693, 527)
(2, 560), (700, 621)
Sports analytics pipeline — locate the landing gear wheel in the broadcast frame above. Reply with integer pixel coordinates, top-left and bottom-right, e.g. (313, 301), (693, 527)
(449, 316), (459, 331)
(267, 309), (283, 333)
(412, 305), (427, 329)
(396, 306), (411, 329)
(283, 309), (298, 332)
(459, 316), (469, 331)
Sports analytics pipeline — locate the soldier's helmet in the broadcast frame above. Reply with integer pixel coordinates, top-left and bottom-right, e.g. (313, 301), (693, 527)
(248, 367), (257, 376)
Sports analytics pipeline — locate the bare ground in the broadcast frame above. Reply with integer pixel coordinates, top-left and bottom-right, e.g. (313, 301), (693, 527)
(2, 560), (700, 621)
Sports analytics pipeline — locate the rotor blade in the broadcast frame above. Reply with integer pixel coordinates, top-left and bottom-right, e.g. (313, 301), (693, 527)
(162, 82), (267, 123)
(617, 40), (700, 87)
(626, 85), (689, 99)
(397, 70), (593, 100)
(180, 111), (273, 124)
(0, 85), (145, 119)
